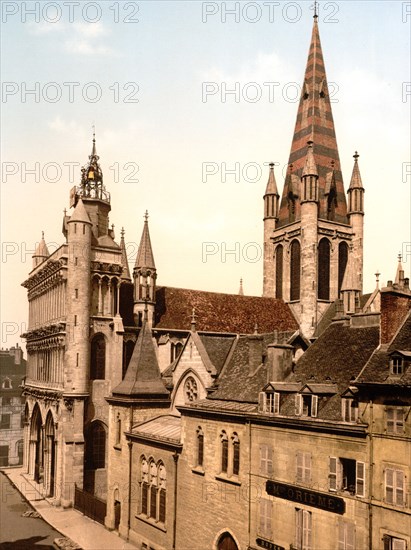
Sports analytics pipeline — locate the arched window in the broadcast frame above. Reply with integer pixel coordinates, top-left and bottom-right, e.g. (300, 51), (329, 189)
(184, 376), (198, 403)
(90, 334), (105, 380)
(318, 238), (331, 300)
(338, 241), (348, 295)
(290, 240), (301, 301)
(149, 460), (158, 519)
(275, 245), (283, 299)
(140, 456), (149, 516)
(232, 433), (240, 476)
(86, 422), (106, 470)
(158, 463), (166, 524)
(197, 427), (204, 467)
(221, 431), (228, 473)
(115, 414), (121, 446)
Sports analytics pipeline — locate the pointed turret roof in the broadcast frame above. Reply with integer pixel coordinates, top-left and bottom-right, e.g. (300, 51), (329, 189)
(264, 163), (279, 195)
(349, 152), (364, 189)
(68, 198), (92, 224)
(341, 250), (361, 292)
(277, 15), (348, 226)
(112, 320), (169, 397)
(33, 232), (49, 259)
(135, 211), (156, 270)
(238, 278), (244, 296)
(302, 141), (318, 177)
(120, 227), (131, 280)
(395, 254), (405, 286)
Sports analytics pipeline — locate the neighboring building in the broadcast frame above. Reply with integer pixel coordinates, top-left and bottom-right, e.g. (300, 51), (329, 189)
(0, 344), (26, 467)
(19, 9), (410, 550)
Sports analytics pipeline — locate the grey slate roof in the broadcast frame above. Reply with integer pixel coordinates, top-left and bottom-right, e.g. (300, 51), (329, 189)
(131, 414), (181, 444)
(112, 321), (169, 397)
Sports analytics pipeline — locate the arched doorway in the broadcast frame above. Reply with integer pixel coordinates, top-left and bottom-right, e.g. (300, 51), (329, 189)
(217, 532), (238, 550)
(30, 404), (43, 483)
(113, 489), (121, 531)
(44, 412), (56, 497)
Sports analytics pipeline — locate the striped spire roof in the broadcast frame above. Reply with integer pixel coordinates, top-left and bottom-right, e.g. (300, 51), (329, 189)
(277, 16), (348, 227)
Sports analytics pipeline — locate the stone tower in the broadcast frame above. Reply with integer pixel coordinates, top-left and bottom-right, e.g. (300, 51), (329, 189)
(263, 14), (365, 338)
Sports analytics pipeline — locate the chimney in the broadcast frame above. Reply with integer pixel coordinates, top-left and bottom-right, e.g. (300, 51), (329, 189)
(248, 335), (264, 374)
(380, 286), (411, 344)
(267, 343), (294, 381)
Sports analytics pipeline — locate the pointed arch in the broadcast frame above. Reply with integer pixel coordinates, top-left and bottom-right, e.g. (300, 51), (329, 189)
(215, 531), (239, 550)
(318, 238), (331, 300)
(275, 244), (283, 299)
(90, 333), (106, 380)
(338, 241), (349, 295)
(44, 411), (56, 497)
(85, 421), (106, 470)
(290, 240), (301, 301)
(30, 403), (43, 483)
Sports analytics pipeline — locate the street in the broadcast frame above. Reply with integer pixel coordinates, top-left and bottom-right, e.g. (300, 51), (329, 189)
(0, 471), (62, 549)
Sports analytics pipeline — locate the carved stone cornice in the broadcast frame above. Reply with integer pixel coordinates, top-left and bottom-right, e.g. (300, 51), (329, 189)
(28, 273), (66, 300)
(22, 259), (67, 291)
(23, 386), (62, 405)
(91, 261), (123, 276)
(22, 323), (66, 345)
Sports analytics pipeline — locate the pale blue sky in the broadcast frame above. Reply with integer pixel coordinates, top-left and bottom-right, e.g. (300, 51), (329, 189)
(1, 1), (410, 348)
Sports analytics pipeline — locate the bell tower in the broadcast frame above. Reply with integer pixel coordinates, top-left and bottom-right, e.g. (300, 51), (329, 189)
(263, 13), (364, 337)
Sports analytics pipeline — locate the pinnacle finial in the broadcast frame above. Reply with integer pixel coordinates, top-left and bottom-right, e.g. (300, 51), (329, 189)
(313, 0), (319, 18)
(375, 270), (380, 288)
(41, 231), (44, 239)
(398, 253), (402, 263)
(239, 278), (244, 296)
(144, 210), (149, 222)
(121, 227), (125, 238)
(354, 151), (359, 161)
(191, 307), (197, 331)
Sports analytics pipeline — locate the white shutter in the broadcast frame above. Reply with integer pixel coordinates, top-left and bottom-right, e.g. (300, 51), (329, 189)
(259, 499), (265, 535)
(304, 453), (311, 483)
(260, 445), (267, 475)
(385, 468), (394, 504)
(356, 461), (365, 497)
(274, 392), (280, 414)
(329, 457), (338, 491)
(259, 392), (266, 413)
(295, 394), (302, 416)
(302, 510), (312, 550)
(396, 470), (404, 506)
(337, 522), (345, 550)
(296, 452), (303, 482)
(267, 446), (273, 477)
(392, 538), (406, 550)
(295, 509), (302, 550)
(311, 395), (318, 417)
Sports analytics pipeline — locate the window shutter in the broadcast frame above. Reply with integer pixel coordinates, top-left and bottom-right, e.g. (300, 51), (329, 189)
(392, 538), (406, 550)
(295, 509), (302, 549)
(274, 392), (280, 414)
(396, 470), (404, 506)
(296, 452), (303, 482)
(302, 510), (311, 550)
(385, 468), (394, 504)
(295, 394), (302, 416)
(356, 461), (365, 497)
(304, 453), (311, 483)
(311, 395), (318, 417)
(259, 392), (266, 413)
(329, 457), (338, 491)
(386, 408), (394, 433)
(260, 445), (267, 475)
(337, 522), (345, 550)
(259, 500), (265, 535)
(267, 446), (273, 477)
(266, 499), (272, 538)
(346, 523), (355, 550)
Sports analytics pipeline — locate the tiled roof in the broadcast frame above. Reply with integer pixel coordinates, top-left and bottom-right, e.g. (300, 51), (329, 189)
(131, 414), (181, 444)
(199, 334), (236, 374)
(154, 287), (298, 334)
(184, 399), (257, 413)
(209, 334), (277, 403)
(356, 311), (411, 386)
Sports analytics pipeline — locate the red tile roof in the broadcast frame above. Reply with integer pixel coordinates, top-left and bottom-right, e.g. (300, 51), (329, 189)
(154, 286), (299, 334)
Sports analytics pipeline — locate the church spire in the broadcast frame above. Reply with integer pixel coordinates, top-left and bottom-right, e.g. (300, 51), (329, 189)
(120, 227), (131, 280)
(277, 12), (347, 226)
(133, 212), (157, 327)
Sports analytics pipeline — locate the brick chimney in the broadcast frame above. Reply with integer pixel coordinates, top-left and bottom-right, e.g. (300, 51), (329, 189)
(380, 286), (411, 344)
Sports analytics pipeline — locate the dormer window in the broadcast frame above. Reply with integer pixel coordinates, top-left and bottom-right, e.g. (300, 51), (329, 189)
(390, 357), (403, 376)
(295, 394), (318, 417)
(264, 392), (280, 414)
(342, 398), (359, 423)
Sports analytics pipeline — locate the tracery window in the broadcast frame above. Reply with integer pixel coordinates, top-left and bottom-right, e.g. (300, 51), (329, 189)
(184, 376), (198, 403)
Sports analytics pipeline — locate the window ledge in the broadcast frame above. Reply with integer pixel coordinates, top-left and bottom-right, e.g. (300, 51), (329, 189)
(215, 474), (241, 486)
(191, 467), (205, 476)
(135, 514), (167, 532)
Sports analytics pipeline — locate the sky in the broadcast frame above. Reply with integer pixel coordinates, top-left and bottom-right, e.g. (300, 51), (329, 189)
(1, 0), (410, 350)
